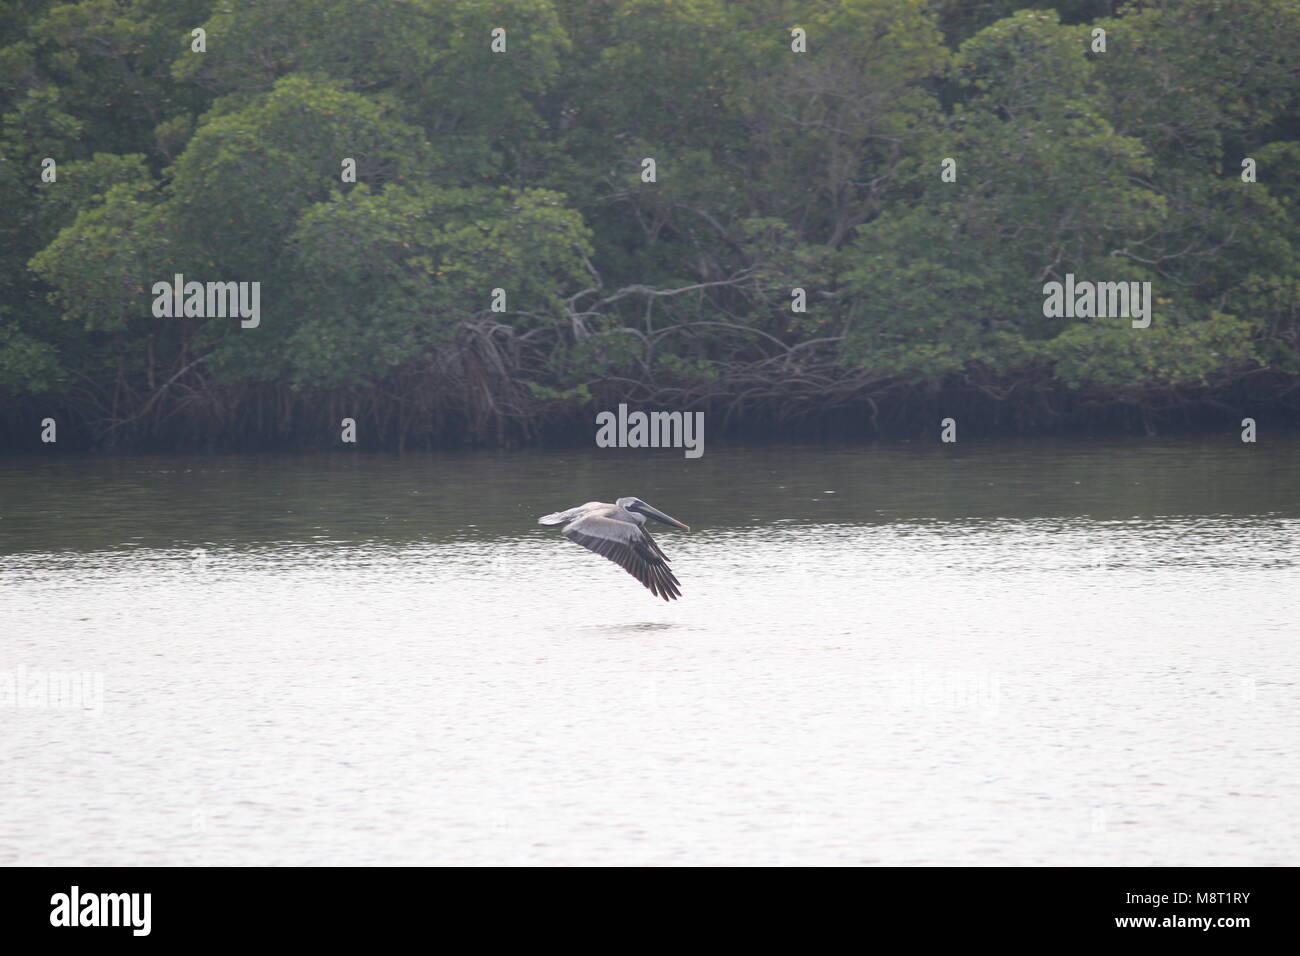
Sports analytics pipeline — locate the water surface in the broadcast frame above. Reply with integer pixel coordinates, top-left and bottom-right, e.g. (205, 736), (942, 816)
(1, 439), (1297, 865)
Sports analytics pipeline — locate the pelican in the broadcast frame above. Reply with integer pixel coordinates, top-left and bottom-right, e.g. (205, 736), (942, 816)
(538, 497), (690, 600)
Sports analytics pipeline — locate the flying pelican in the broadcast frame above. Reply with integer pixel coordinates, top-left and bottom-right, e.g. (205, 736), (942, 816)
(538, 497), (690, 601)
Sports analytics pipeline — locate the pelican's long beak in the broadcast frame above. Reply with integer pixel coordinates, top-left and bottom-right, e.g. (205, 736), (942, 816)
(640, 503), (689, 531)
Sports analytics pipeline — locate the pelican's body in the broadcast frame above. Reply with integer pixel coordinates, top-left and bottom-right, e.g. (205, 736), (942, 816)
(538, 497), (690, 600)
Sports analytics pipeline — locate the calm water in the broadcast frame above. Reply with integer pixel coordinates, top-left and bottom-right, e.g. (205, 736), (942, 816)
(1, 438), (1297, 866)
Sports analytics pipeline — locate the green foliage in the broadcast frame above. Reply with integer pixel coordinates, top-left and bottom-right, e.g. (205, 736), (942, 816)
(29, 178), (166, 331)
(24, 0), (215, 156)
(1047, 312), (1257, 390)
(274, 184), (592, 387)
(0, 318), (66, 392)
(2, 0), (1298, 442)
(839, 3), (1298, 398)
(163, 73), (435, 275)
(173, 0), (568, 180)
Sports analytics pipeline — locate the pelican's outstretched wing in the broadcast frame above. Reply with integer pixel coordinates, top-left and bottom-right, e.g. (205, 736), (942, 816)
(562, 513), (681, 601)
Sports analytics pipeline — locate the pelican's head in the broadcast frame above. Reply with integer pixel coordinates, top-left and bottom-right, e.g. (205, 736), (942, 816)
(617, 497), (690, 531)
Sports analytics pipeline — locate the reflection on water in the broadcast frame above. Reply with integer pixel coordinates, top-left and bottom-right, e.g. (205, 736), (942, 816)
(1, 438), (1297, 865)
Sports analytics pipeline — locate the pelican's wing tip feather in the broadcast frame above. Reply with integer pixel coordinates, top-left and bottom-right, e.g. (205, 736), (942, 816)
(562, 514), (683, 601)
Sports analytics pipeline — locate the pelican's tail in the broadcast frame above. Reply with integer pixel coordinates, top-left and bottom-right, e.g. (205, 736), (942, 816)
(539, 502), (599, 526)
